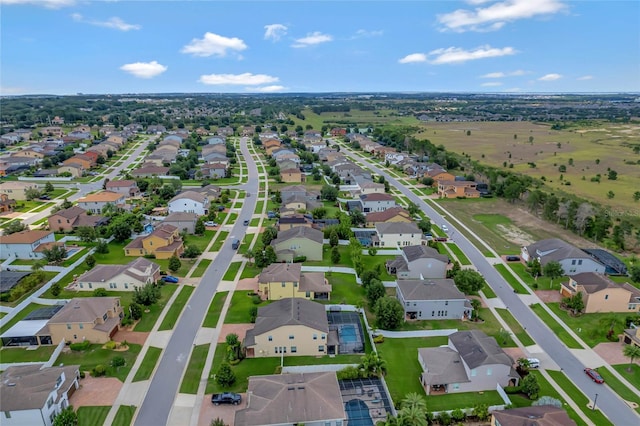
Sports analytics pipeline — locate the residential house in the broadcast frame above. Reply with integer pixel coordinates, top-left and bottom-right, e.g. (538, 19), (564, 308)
(40, 126), (63, 138)
(206, 135), (226, 145)
(46, 297), (123, 344)
(359, 193), (396, 213)
(280, 185), (315, 201)
(163, 212), (199, 234)
(271, 226), (324, 262)
(418, 330), (518, 395)
(0, 230), (57, 260)
(216, 126), (234, 136)
(47, 206), (108, 232)
(559, 272), (640, 313)
(277, 214), (312, 231)
(386, 245), (449, 279)
(280, 195), (320, 216)
(365, 207), (412, 227)
(373, 222), (424, 248)
(146, 125), (166, 134)
(258, 263), (331, 301)
(131, 164), (170, 178)
(423, 164), (455, 183)
(105, 180), (140, 198)
(0, 364), (81, 426)
(57, 163), (83, 178)
(62, 154), (94, 170)
(73, 258), (160, 292)
(0, 181), (39, 201)
(275, 158), (299, 172)
(235, 372), (346, 426)
(11, 148), (45, 160)
(623, 326), (640, 348)
(201, 163), (228, 179)
(438, 180), (480, 198)
(331, 127), (347, 137)
(244, 298), (335, 357)
(263, 139), (282, 155)
(107, 133), (126, 146)
(491, 406), (576, 426)
(385, 152), (407, 165)
(521, 238), (605, 275)
(357, 180), (385, 195)
(0, 193), (16, 213)
(396, 279), (471, 320)
(124, 223), (184, 259)
(280, 168), (304, 183)
(168, 191), (209, 216)
(77, 191), (125, 214)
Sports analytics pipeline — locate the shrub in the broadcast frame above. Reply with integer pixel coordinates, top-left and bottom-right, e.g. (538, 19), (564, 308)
(111, 356), (126, 367)
(216, 363), (236, 387)
(92, 365), (106, 377)
(249, 306), (258, 323)
(93, 288), (108, 297)
(337, 366), (363, 380)
(437, 411), (451, 426)
(104, 341), (117, 350)
(50, 282), (61, 297)
(451, 408), (466, 422)
(251, 295), (261, 305)
(292, 256), (307, 263)
(69, 341), (91, 351)
(504, 385), (522, 394)
(373, 335), (384, 344)
(79, 371), (86, 379)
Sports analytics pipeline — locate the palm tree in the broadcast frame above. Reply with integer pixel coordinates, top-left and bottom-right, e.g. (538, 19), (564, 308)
(397, 405), (428, 426)
(31, 260), (46, 272)
(622, 344), (640, 372)
(359, 352), (387, 378)
(244, 249), (255, 265)
(401, 392), (427, 412)
(497, 328), (512, 345)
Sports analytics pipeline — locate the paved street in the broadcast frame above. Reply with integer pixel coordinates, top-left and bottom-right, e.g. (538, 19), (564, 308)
(340, 147), (640, 426)
(134, 138), (259, 426)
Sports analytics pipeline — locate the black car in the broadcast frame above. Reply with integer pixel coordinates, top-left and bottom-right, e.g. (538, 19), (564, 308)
(39, 195), (51, 200)
(211, 392), (241, 405)
(505, 255), (521, 262)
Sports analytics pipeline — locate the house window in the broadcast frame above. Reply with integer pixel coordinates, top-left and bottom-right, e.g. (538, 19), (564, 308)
(452, 384), (460, 390)
(103, 313), (108, 321)
(289, 335), (295, 340)
(578, 260), (583, 265)
(471, 369), (477, 377)
(306, 291), (311, 297)
(79, 283), (83, 289)
(318, 345), (324, 352)
(79, 324), (83, 329)
(293, 282), (298, 287)
(4, 411), (10, 419)
(73, 335), (77, 339)
(605, 294), (609, 300)
(291, 346), (297, 353)
(282, 282), (286, 287)
(88, 283), (92, 289)
(571, 259), (576, 265)
(66, 324), (71, 330)
(432, 311), (435, 317)
(321, 334), (326, 340)
(313, 334), (317, 340)
(487, 368), (492, 376)
(124, 283), (128, 289)
(275, 347), (279, 354)
(268, 336), (273, 341)
(445, 301), (448, 306)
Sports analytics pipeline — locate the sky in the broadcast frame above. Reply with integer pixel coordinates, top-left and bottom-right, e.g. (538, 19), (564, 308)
(1, 0), (639, 95)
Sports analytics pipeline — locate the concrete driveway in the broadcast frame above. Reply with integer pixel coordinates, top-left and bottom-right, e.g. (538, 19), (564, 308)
(198, 393), (246, 426)
(69, 375), (122, 408)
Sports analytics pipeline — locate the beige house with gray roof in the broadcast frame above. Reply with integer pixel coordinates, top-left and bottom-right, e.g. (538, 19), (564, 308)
(235, 372), (346, 426)
(0, 364), (80, 426)
(559, 272), (640, 313)
(271, 226), (323, 262)
(72, 258), (160, 292)
(46, 297), (123, 344)
(244, 298), (337, 358)
(396, 279), (471, 320)
(374, 222), (425, 248)
(386, 245), (449, 279)
(258, 263), (331, 301)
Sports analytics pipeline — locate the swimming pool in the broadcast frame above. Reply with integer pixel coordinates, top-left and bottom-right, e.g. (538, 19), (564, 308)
(344, 399), (373, 426)
(339, 324), (358, 343)
(65, 248), (81, 258)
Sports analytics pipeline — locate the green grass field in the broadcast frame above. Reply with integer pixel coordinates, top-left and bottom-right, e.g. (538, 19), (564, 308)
(323, 273), (366, 306)
(494, 308), (536, 346)
(56, 343), (142, 382)
(0, 345), (56, 363)
(426, 390), (504, 412)
(224, 291), (268, 324)
(158, 285), (195, 331)
(180, 344), (210, 394)
(495, 264), (529, 294)
(134, 285), (179, 332)
(445, 243), (472, 265)
(546, 303), (627, 348)
(191, 259), (212, 278)
(612, 363), (640, 391)
(132, 346), (163, 382)
(223, 262), (242, 281)
(77, 406), (110, 426)
(113, 405), (136, 426)
(206, 343), (280, 394)
(202, 291), (228, 328)
(530, 304), (582, 349)
(209, 231), (229, 251)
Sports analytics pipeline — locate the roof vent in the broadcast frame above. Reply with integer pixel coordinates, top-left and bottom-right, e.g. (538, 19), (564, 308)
(287, 386), (295, 391)
(297, 386), (305, 390)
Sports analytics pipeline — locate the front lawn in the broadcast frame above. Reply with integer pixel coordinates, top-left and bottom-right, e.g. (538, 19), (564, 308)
(546, 303), (625, 348)
(510, 262), (565, 291)
(612, 363), (640, 391)
(240, 263), (262, 279)
(113, 405), (136, 426)
(223, 262), (242, 281)
(206, 343), (280, 394)
(132, 346), (163, 382)
(0, 345), (56, 363)
(183, 230), (215, 253)
(482, 283), (497, 299)
(77, 406), (110, 426)
(134, 284), (179, 332)
(158, 285), (195, 331)
(529, 304), (582, 349)
(179, 344), (210, 394)
(495, 308), (536, 346)
(375, 336), (447, 402)
(224, 290), (268, 324)
(202, 291), (228, 328)
(56, 343), (142, 382)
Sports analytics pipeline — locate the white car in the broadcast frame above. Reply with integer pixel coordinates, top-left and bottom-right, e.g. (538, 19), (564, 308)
(441, 224), (449, 232)
(204, 221), (218, 227)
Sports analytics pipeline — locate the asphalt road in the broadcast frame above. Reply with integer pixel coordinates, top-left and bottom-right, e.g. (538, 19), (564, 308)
(135, 137), (259, 426)
(340, 148), (640, 425)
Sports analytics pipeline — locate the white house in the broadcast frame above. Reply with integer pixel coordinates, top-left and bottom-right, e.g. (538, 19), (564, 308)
(374, 222), (424, 248)
(168, 191), (209, 216)
(73, 258), (161, 292)
(521, 238), (605, 276)
(359, 193), (396, 213)
(0, 230), (57, 260)
(0, 364), (80, 426)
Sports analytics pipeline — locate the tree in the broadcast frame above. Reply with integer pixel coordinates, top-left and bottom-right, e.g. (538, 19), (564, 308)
(622, 344), (640, 372)
(95, 239), (109, 254)
(133, 283), (160, 306)
(226, 333), (243, 362)
(470, 298), (481, 320)
(43, 245), (67, 265)
(397, 405), (427, 426)
(183, 245), (202, 258)
(311, 207), (327, 219)
(374, 297), (404, 330)
(368, 247), (378, 257)
(417, 219), (431, 234)
(452, 269), (485, 294)
(216, 363), (236, 387)
(634, 191), (640, 202)
(195, 217), (205, 235)
(4, 220), (26, 235)
(533, 396), (563, 408)
(44, 181), (54, 193)
(497, 328), (511, 345)
(608, 169), (618, 180)
(359, 352), (387, 378)
(360, 270), (380, 288)
(527, 258), (542, 279)
(366, 279), (385, 306)
(320, 184), (338, 201)
(25, 187), (42, 201)
(129, 302), (142, 320)
(349, 209), (366, 227)
(329, 230), (339, 247)
(53, 406), (78, 426)
(261, 226), (278, 246)
(563, 291), (585, 315)
(521, 373), (540, 399)
(50, 282), (61, 297)
(111, 356), (126, 367)
(406, 201), (420, 217)
(543, 261), (564, 288)
(168, 255), (181, 273)
(473, 403), (489, 421)
(331, 246), (341, 264)
(76, 226), (96, 243)
(110, 220), (132, 243)
(210, 418), (227, 426)
(630, 265), (640, 283)
(85, 254), (96, 268)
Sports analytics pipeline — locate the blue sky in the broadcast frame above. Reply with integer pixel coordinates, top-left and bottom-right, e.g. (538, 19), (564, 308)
(1, 0), (639, 95)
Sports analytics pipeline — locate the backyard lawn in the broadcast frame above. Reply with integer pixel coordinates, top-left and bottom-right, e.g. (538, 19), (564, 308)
(158, 285), (195, 331)
(426, 391), (504, 412)
(0, 345), (56, 363)
(529, 304), (582, 349)
(77, 406), (110, 426)
(56, 343), (142, 382)
(179, 344), (210, 394)
(546, 303), (626, 348)
(132, 346), (163, 382)
(375, 336), (447, 402)
(322, 273), (366, 306)
(183, 230), (216, 252)
(202, 291), (229, 328)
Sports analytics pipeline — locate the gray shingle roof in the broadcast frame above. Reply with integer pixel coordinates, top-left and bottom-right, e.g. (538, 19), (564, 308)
(449, 330), (513, 370)
(0, 364), (80, 411)
(47, 297), (119, 324)
(402, 245), (448, 263)
(271, 226), (323, 245)
(397, 279), (466, 301)
(525, 238), (593, 265)
(418, 347), (470, 385)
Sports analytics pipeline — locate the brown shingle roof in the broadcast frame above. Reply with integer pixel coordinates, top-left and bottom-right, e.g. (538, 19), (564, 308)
(48, 297), (119, 324)
(78, 191), (124, 203)
(0, 230), (52, 245)
(491, 405), (576, 426)
(105, 179), (136, 188)
(0, 364), (80, 411)
(365, 207), (411, 223)
(258, 263), (302, 283)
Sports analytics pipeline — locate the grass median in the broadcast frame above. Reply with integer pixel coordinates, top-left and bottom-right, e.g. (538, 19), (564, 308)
(132, 347), (163, 382)
(191, 259), (212, 278)
(495, 264), (529, 294)
(180, 344), (210, 394)
(113, 405), (136, 426)
(446, 243), (472, 265)
(546, 370), (613, 426)
(529, 304), (582, 349)
(202, 291), (228, 328)
(222, 262), (242, 281)
(495, 308), (536, 346)
(158, 285), (195, 331)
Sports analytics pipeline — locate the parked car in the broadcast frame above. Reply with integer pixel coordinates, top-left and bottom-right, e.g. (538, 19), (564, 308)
(204, 221), (218, 227)
(38, 195), (51, 200)
(506, 255), (521, 262)
(211, 392), (241, 406)
(526, 358), (540, 368)
(267, 211), (276, 219)
(162, 276), (179, 283)
(217, 205), (225, 211)
(243, 219), (250, 226)
(584, 368), (604, 383)
(441, 224), (449, 232)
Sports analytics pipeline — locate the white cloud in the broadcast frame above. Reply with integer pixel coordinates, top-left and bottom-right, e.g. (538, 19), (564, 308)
(253, 85), (287, 93)
(481, 69), (526, 78)
(181, 32), (247, 57)
(538, 73), (562, 81)
(481, 82), (503, 87)
(264, 24), (288, 41)
(577, 75), (593, 80)
(438, 0), (567, 32)
(398, 53), (427, 64)
(352, 29), (384, 38)
(291, 32), (333, 48)
(198, 73), (279, 86)
(71, 13), (141, 31)
(0, 86), (28, 95)
(120, 61), (167, 79)
(428, 45), (516, 64)
(0, 0), (75, 8)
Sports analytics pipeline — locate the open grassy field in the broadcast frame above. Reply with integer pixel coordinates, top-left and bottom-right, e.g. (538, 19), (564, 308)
(289, 108), (418, 133)
(418, 121), (640, 216)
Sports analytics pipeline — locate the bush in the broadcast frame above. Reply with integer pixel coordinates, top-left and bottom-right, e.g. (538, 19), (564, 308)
(79, 371), (86, 379)
(111, 356), (125, 367)
(437, 411), (451, 426)
(249, 306), (258, 323)
(104, 341), (117, 350)
(373, 335), (384, 344)
(69, 341), (91, 351)
(92, 364), (106, 377)
(337, 366), (363, 380)
(251, 295), (261, 305)
(504, 385), (522, 394)
(50, 282), (61, 297)
(93, 288), (108, 297)
(451, 408), (466, 422)
(292, 256), (307, 263)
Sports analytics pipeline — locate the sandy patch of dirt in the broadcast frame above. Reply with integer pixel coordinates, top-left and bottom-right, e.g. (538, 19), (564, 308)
(69, 375), (122, 408)
(218, 323), (253, 344)
(495, 224), (535, 246)
(236, 277), (258, 291)
(112, 330), (149, 346)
